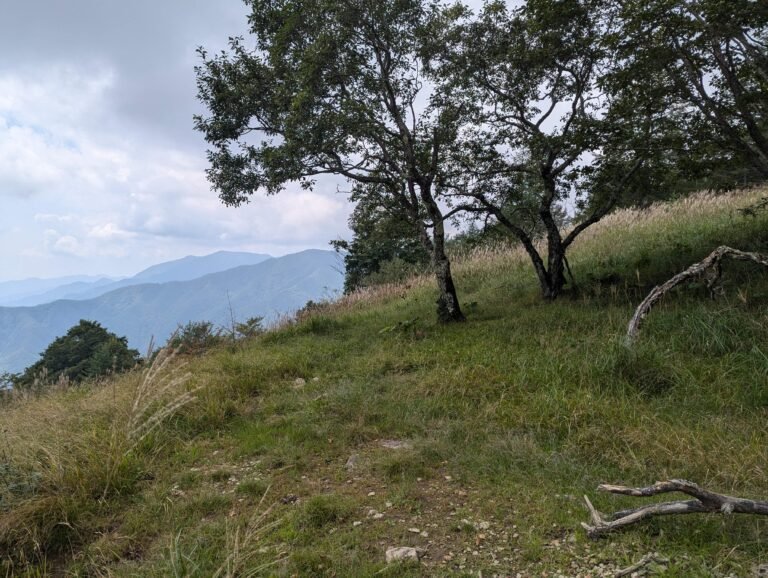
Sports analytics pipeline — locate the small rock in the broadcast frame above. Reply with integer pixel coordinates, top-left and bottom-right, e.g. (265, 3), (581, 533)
(385, 501), (393, 508)
(345, 454), (359, 471)
(373, 512), (385, 520)
(385, 547), (419, 564)
(312, 377), (320, 382)
(368, 491), (376, 496)
(293, 378), (306, 389)
(408, 527), (421, 534)
(353, 521), (362, 527)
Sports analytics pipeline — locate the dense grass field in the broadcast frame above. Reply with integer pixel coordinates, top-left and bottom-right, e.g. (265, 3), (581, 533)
(2, 189), (768, 577)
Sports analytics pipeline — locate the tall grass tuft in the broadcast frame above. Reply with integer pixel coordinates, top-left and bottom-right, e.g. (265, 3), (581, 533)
(126, 344), (196, 451)
(213, 486), (285, 577)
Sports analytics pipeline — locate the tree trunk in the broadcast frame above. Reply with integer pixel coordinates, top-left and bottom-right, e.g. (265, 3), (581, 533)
(540, 178), (567, 301)
(433, 253), (464, 322)
(417, 183), (465, 323)
(543, 247), (566, 300)
(431, 215), (465, 323)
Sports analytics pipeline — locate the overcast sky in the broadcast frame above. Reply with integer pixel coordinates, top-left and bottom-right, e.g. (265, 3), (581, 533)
(0, 0), (353, 281)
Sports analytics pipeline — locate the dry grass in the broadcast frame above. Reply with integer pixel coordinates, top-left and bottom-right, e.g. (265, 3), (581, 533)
(0, 346), (198, 567)
(574, 188), (768, 260)
(212, 486), (286, 578)
(126, 345), (195, 450)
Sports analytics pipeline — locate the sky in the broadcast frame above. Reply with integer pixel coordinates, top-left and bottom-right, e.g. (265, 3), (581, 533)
(0, 0), (353, 281)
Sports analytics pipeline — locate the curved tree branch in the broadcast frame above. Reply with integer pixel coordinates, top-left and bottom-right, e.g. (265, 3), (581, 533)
(582, 479), (768, 539)
(625, 245), (768, 345)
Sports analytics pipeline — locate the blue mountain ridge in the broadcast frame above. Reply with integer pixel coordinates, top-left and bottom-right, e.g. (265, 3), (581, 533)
(5, 250), (273, 307)
(0, 249), (343, 373)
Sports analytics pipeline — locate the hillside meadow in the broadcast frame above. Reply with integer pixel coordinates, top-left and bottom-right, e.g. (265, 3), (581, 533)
(2, 188), (768, 577)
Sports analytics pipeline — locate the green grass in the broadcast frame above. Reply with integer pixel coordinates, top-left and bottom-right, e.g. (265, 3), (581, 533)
(2, 189), (768, 576)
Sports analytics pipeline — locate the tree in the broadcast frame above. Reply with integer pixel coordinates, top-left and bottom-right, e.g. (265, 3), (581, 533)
(235, 316), (265, 339)
(195, 0), (467, 322)
(330, 193), (429, 293)
(16, 320), (140, 387)
(613, 0), (768, 183)
(434, 0), (650, 300)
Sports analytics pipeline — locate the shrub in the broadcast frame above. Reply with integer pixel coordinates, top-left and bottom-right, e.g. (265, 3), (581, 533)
(169, 321), (223, 355)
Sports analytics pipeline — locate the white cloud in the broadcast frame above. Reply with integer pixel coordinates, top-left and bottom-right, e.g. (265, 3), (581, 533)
(52, 235), (81, 256)
(87, 223), (136, 241)
(0, 4), (353, 281)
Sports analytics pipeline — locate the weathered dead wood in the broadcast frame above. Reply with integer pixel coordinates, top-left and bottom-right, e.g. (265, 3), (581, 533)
(625, 245), (768, 345)
(582, 479), (768, 539)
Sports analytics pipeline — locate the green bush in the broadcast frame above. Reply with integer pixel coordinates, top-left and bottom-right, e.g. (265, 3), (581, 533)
(169, 321), (223, 355)
(15, 320), (140, 388)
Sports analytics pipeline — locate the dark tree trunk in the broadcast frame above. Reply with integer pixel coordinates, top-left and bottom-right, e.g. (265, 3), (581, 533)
(543, 245), (566, 301)
(539, 178), (567, 301)
(433, 249), (464, 322)
(417, 182), (465, 323)
(429, 213), (465, 323)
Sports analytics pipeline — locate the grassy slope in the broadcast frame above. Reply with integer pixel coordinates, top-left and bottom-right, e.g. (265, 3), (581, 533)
(2, 190), (768, 577)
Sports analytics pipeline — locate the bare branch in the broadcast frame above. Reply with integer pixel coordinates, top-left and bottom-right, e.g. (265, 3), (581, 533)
(626, 246), (768, 345)
(582, 479), (768, 539)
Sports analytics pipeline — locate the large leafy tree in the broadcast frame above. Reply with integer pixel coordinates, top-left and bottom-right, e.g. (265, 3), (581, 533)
(434, 0), (651, 300)
(613, 0), (768, 182)
(16, 320), (140, 387)
(195, 0), (467, 321)
(330, 192), (429, 293)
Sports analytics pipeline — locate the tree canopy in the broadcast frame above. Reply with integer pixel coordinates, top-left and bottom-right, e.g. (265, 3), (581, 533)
(15, 320), (140, 388)
(611, 0), (768, 183)
(197, 0), (767, 309)
(330, 193), (429, 293)
(195, 0), (469, 321)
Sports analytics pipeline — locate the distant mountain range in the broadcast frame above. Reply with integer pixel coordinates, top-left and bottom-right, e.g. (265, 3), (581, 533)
(0, 250), (343, 373)
(2, 251), (272, 307)
(0, 275), (118, 307)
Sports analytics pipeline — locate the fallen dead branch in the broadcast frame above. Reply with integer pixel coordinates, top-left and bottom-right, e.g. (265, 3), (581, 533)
(582, 479), (768, 539)
(625, 245), (768, 345)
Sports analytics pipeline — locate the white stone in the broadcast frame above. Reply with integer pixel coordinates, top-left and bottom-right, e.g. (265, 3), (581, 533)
(385, 547), (419, 564)
(344, 454), (359, 470)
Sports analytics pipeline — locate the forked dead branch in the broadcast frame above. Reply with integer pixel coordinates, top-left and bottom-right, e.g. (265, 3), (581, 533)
(582, 479), (768, 539)
(625, 245), (768, 345)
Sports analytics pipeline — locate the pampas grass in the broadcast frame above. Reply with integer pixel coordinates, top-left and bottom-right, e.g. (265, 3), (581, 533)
(126, 344), (196, 451)
(213, 485), (286, 578)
